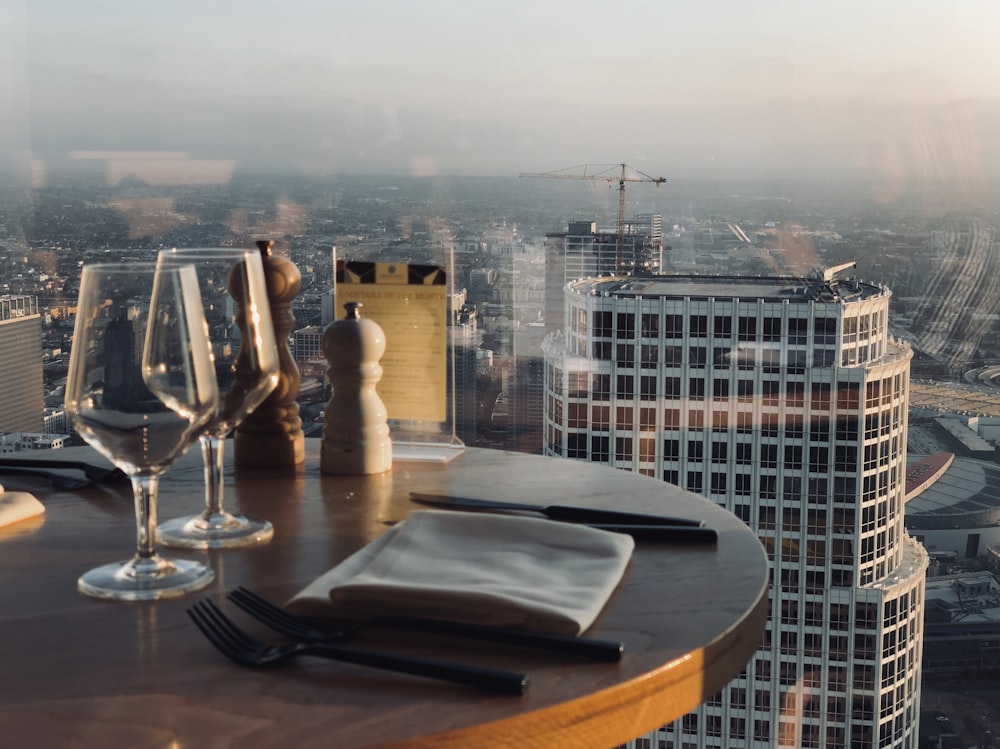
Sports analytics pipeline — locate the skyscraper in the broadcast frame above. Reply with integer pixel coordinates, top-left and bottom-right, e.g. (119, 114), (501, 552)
(0, 295), (44, 433)
(543, 271), (927, 749)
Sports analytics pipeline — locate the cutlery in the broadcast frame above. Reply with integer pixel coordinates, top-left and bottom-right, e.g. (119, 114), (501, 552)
(0, 466), (125, 490)
(0, 458), (125, 489)
(187, 600), (528, 695)
(579, 524), (717, 543)
(226, 586), (624, 661)
(410, 492), (705, 527)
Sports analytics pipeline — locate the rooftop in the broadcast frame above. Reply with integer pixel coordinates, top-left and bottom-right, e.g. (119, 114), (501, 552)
(571, 273), (886, 304)
(905, 454), (1000, 529)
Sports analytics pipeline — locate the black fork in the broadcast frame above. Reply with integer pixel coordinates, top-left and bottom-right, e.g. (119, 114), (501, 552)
(187, 599), (529, 695)
(227, 586), (624, 661)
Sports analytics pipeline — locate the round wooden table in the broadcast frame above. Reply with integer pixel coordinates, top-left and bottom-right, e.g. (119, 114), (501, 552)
(0, 442), (768, 748)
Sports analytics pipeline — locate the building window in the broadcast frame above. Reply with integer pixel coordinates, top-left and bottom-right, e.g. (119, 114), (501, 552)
(592, 374), (610, 400)
(615, 436), (633, 462)
(689, 377), (705, 400)
(762, 317), (782, 342)
(686, 471), (703, 493)
(788, 317), (808, 345)
(616, 343), (635, 366)
(759, 475), (777, 499)
(616, 405), (633, 430)
(567, 402), (587, 428)
(754, 719), (771, 742)
(616, 312), (635, 339)
(711, 441), (728, 463)
(808, 446), (828, 472)
(664, 376), (682, 399)
(664, 314), (683, 337)
(689, 315), (708, 337)
(590, 435), (609, 462)
(762, 379), (780, 405)
(616, 374), (634, 398)
(640, 313), (658, 337)
(592, 340), (611, 360)
(815, 316), (837, 344)
(593, 311), (612, 337)
(784, 444), (803, 469)
(738, 316), (757, 341)
(640, 375), (657, 400)
(713, 378), (729, 398)
(786, 381), (805, 408)
(566, 433), (587, 459)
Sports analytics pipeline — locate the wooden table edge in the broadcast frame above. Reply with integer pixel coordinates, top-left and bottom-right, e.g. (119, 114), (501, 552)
(364, 581), (770, 749)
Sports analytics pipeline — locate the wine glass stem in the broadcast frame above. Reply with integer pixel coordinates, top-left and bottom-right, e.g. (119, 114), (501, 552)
(132, 474), (159, 560)
(201, 433), (226, 517)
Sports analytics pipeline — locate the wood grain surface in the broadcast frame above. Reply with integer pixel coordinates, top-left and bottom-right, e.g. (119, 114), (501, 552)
(0, 442), (768, 748)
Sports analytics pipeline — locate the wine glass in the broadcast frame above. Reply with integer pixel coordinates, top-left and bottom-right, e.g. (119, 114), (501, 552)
(154, 248), (280, 549)
(66, 262), (219, 601)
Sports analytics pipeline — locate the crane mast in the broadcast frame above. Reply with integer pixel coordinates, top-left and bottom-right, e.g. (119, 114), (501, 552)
(519, 163), (667, 273)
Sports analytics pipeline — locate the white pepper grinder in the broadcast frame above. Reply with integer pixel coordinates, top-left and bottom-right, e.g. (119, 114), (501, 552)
(320, 301), (392, 475)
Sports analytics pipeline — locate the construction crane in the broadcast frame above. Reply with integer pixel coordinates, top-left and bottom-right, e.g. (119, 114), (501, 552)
(519, 163), (666, 273)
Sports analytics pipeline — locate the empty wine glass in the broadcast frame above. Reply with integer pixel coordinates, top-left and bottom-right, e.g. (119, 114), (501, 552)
(66, 262), (219, 601)
(154, 248), (280, 549)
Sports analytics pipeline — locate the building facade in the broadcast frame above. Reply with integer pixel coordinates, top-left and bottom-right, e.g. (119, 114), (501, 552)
(543, 273), (927, 749)
(0, 295), (44, 433)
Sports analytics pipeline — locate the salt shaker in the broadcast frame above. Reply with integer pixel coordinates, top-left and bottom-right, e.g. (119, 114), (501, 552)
(320, 302), (392, 475)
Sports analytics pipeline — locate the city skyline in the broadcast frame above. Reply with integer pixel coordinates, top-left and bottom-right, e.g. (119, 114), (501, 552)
(4, 2), (1000, 183)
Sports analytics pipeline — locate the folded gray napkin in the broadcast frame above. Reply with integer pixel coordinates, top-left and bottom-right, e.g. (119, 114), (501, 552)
(287, 510), (635, 635)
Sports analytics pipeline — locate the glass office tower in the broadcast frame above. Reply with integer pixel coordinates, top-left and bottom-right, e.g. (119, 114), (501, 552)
(543, 272), (927, 749)
(0, 295), (44, 434)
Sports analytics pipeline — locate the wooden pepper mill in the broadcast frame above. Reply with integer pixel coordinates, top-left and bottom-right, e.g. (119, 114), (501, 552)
(320, 301), (392, 475)
(234, 240), (305, 468)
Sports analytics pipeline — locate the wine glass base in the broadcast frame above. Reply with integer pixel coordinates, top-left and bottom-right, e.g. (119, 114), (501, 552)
(78, 555), (214, 601)
(156, 512), (274, 550)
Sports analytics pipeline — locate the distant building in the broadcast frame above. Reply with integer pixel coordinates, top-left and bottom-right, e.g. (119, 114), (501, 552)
(292, 325), (325, 362)
(43, 408), (68, 435)
(922, 574), (1000, 677)
(905, 452), (1000, 560)
(0, 432), (71, 453)
(543, 219), (662, 335)
(0, 295), (44, 433)
(451, 315), (479, 447)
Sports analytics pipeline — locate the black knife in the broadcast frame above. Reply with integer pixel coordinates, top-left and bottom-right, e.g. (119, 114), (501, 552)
(409, 492), (706, 528)
(581, 524), (717, 543)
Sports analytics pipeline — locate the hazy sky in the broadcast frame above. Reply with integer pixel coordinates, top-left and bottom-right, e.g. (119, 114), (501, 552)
(5, 0), (1000, 181)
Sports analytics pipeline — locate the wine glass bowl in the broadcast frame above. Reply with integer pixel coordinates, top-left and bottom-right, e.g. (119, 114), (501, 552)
(66, 262), (218, 601)
(154, 248), (280, 549)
